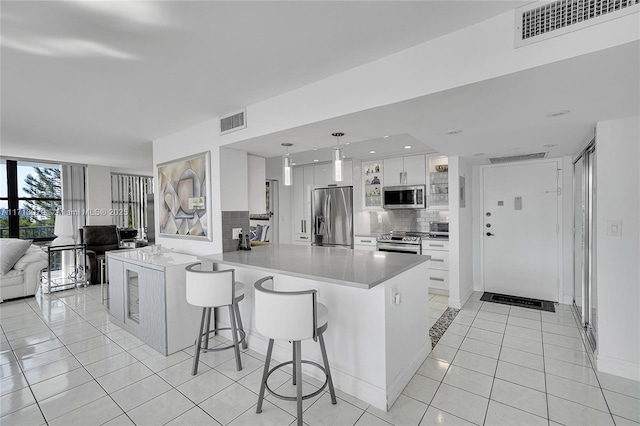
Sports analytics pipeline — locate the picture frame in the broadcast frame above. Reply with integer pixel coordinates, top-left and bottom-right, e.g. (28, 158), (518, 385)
(157, 151), (212, 241)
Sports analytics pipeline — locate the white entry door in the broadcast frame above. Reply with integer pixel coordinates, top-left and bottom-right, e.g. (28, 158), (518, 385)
(482, 161), (560, 302)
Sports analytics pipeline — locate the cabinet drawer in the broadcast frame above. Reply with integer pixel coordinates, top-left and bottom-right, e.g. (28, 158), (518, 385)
(354, 236), (376, 246)
(293, 234), (311, 244)
(426, 269), (449, 291)
(422, 240), (449, 251)
(423, 250), (449, 270)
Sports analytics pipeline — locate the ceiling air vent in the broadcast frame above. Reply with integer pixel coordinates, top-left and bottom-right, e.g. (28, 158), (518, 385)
(489, 152), (548, 164)
(220, 109), (246, 135)
(515, 0), (639, 47)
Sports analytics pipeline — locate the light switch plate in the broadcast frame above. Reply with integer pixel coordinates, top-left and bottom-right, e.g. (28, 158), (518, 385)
(607, 220), (622, 236)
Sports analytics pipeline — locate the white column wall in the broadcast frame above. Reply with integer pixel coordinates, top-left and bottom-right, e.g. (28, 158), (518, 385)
(85, 165), (112, 226)
(594, 115), (640, 380)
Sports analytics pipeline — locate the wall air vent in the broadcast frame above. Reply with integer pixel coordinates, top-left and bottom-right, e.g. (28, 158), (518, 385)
(489, 152), (548, 164)
(220, 109), (246, 135)
(515, 0), (639, 47)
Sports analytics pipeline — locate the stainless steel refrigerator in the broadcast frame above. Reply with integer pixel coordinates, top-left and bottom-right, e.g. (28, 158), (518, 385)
(311, 186), (354, 248)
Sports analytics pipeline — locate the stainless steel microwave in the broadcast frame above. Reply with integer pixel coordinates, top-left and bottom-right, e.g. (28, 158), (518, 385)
(382, 185), (426, 209)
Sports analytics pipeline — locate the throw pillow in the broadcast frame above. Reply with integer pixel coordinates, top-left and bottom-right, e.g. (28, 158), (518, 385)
(254, 224), (263, 242)
(249, 226), (258, 241)
(13, 245), (47, 271)
(260, 225), (270, 242)
(0, 239), (34, 274)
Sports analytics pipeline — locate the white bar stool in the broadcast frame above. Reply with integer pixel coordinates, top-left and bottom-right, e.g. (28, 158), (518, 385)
(185, 263), (247, 375)
(254, 276), (337, 426)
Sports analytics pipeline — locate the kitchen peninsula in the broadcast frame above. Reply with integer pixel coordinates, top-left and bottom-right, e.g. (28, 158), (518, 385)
(199, 244), (431, 411)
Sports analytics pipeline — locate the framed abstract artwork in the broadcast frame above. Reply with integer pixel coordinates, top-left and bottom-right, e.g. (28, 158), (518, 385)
(157, 151), (212, 240)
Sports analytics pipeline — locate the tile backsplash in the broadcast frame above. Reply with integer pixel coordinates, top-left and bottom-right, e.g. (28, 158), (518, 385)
(221, 211), (249, 252)
(369, 209), (449, 234)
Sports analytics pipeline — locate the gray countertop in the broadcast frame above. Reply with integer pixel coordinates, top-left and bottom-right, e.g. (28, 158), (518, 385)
(199, 244), (429, 290)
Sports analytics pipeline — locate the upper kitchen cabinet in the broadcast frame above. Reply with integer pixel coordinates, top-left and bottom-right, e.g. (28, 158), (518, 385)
(382, 155), (426, 186)
(428, 155), (449, 209)
(292, 165), (314, 240)
(363, 161), (383, 210)
(314, 160), (353, 187)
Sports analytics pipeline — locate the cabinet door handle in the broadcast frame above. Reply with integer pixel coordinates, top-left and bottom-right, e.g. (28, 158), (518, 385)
(429, 277), (445, 282)
(429, 244), (444, 247)
(300, 236), (308, 240)
(360, 239), (372, 243)
(431, 258), (444, 262)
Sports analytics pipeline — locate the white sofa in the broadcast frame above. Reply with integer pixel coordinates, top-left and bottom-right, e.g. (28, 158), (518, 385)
(0, 243), (48, 301)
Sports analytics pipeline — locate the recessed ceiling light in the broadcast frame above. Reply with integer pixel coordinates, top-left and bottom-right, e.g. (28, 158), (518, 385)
(404, 145), (412, 149)
(382, 135), (390, 138)
(291, 162), (297, 165)
(313, 148), (318, 151)
(313, 159), (319, 162)
(446, 130), (462, 135)
(473, 153), (484, 156)
(508, 147), (520, 150)
(546, 110), (570, 117)
(542, 143), (558, 148)
(345, 142), (350, 145)
(369, 150), (376, 154)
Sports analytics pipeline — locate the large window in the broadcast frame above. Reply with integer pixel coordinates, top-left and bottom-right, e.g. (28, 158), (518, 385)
(1, 159), (62, 241)
(111, 174), (153, 235)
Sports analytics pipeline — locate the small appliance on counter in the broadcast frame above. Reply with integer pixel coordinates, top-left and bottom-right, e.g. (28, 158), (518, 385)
(429, 221), (449, 238)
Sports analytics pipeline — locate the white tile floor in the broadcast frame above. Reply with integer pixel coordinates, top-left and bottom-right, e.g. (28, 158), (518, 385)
(1, 287), (639, 426)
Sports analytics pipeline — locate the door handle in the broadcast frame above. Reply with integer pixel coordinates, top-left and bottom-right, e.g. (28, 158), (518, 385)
(486, 232), (495, 237)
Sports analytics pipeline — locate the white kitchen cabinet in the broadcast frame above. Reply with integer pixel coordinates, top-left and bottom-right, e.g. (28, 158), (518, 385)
(292, 165), (314, 236)
(107, 249), (202, 355)
(354, 235), (377, 251)
(363, 161), (383, 210)
(314, 160), (353, 187)
(422, 239), (449, 294)
(383, 155), (426, 186)
(427, 155), (449, 210)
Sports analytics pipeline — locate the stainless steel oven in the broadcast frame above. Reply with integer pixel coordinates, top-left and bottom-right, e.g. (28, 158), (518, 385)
(376, 231), (424, 254)
(429, 221), (449, 237)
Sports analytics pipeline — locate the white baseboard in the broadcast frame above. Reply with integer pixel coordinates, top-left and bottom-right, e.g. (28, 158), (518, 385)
(596, 354), (640, 382)
(385, 339), (431, 409)
(448, 285), (474, 309)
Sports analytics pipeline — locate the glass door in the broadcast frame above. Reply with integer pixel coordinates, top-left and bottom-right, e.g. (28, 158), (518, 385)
(573, 140), (596, 351)
(126, 269), (140, 324)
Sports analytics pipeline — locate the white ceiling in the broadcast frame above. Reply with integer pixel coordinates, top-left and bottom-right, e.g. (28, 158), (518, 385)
(1, 0), (529, 173)
(3, 2), (638, 172)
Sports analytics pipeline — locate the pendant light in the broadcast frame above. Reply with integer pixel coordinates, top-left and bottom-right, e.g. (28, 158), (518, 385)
(331, 132), (344, 182)
(282, 143), (293, 186)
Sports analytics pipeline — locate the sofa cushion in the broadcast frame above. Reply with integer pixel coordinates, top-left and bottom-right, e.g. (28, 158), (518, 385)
(0, 269), (24, 285)
(13, 245), (47, 271)
(0, 239), (33, 274)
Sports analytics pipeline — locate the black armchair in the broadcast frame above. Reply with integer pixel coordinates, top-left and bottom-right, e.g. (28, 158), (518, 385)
(80, 225), (123, 284)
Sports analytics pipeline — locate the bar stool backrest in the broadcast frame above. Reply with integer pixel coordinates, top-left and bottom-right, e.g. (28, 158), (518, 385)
(254, 276), (317, 341)
(185, 263), (235, 308)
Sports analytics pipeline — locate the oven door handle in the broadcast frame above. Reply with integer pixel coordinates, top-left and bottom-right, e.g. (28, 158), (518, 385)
(377, 244), (421, 254)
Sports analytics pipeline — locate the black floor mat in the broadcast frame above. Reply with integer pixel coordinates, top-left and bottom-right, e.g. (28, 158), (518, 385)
(480, 292), (555, 312)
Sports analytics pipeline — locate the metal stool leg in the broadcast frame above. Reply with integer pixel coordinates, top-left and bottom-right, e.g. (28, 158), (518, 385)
(192, 307), (207, 375)
(234, 302), (248, 349)
(229, 304), (242, 371)
(292, 342), (297, 385)
(318, 332), (337, 404)
(294, 340), (303, 426)
(203, 307), (213, 350)
(256, 339), (274, 413)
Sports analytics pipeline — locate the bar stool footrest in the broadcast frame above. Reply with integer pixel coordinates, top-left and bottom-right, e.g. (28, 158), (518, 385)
(265, 360), (329, 401)
(198, 327), (246, 353)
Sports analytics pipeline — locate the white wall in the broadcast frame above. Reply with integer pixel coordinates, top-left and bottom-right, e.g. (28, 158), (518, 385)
(450, 157), (474, 309)
(561, 155), (575, 304)
(247, 154), (266, 214)
(595, 115), (640, 380)
(85, 165), (112, 225)
(219, 147), (249, 212)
